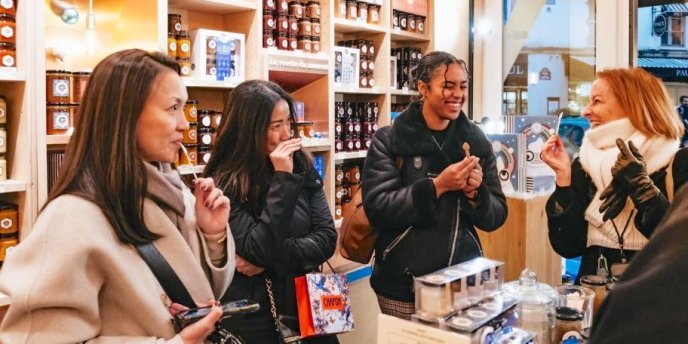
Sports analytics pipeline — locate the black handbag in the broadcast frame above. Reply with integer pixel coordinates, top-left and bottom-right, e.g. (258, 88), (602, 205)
(136, 242), (246, 344)
(265, 276), (303, 344)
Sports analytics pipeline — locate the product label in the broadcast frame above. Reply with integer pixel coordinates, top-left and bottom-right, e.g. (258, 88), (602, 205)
(371, 12), (378, 21)
(208, 39), (217, 50)
(0, 107), (4, 119)
(181, 43), (190, 53)
(291, 22), (298, 31)
(188, 129), (197, 140)
(267, 0), (274, 6)
(401, 18), (407, 27)
(304, 42), (311, 51)
(214, 116), (221, 126)
(335, 207), (342, 216)
(1, 26), (13, 38)
(282, 1), (289, 10)
(189, 108), (198, 119)
(281, 39), (288, 48)
(53, 111), (70, 129)
(418, 22), (424, 32)
(290, 40), (297, 49)
(339, 3), (346, 16)
(202, 134), (212, 145)
(53, 79), (70, 97)
(201, 116), (211, 127)
(267, 37), (274, 46)
(282, 21), (288, 29)
(180, 65), (190, 76)
(208, 66), (217, 75)
(202, 152), (211, 164)
(0, 218), (12, 230)
(1, 54), (11, 67)
(355, 141), (361, 149)
(354, 124), (361, 132)
(188, 151), (197, 161)
(410, 20), (416, 29)
(268, 19), (275, 28)
(169, 42), (177, 52)
(361, 61), (367, 70)
(369, 61), (375, 70)
(316, 8), (321, 16)
(369, 78), (375, 87)
(314, 25), (320, 34)
(361, 45), (367, 54)
(370, 46), (375, 55)
(175, 23), (182, 32)
(0, 0), (13, 9)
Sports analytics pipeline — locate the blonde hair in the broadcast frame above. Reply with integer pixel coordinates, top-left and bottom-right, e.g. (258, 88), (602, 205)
(597, 67), (684, 139)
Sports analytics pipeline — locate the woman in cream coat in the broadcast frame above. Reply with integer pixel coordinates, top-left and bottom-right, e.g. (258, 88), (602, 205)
(0, 49), (235, 343)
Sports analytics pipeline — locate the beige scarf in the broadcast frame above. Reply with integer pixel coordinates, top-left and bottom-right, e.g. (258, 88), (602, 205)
(579, 118), (679, 250)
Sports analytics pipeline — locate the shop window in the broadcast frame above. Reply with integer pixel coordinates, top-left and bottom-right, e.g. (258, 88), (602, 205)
(661, 16), (685, 46)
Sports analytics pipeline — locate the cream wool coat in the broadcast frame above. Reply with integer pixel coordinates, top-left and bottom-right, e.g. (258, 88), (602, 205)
(0, 191), (235, 343)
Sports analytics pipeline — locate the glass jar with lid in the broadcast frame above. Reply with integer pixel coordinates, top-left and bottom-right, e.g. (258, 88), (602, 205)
(357, 2), (368, 22)
(336, 0), (347, 17)
(180, 144), (198, 165)
(277, 0), (289, 13)
(503, 269), (558, 344)
(0, 201), (17, 235)
(554, 306), (584, 343)
(168, 14), (182, 35)
(368, 4), (380, 24)
(197, 109), (212, 128)
(263, 0), (276, 11)
(46, 103), (72, 135)
(277, 13), (289, 34)
(263, 9), (275, 31)
(307, 1), (321, 19)
(297, 35), (311, 52)
(211, 110), (222, 129)
(580, 274), (608, 316)
(0, 41), (14, 67)
(0, 14), (15, 45)
(277, 33), (289, 50)
(198, 145), (212, 164)
(298, 17), (312, 37)
(185, 100), (199, 122)
(176, 31), (191, 59)
(263, 29), (276, 48)
(0, 234), (17, 264)
(310, 18), (320, 38)
(178, 58), (192, 77)
(0, 0), (16, 16)
(289, 1), (303, 18)
(183, 123), (198, 144)
(167, 32), (177, 58)
(408, 14), (416, 32)
(417, 16), (426, 34)
(346, 0), (357, 20)
(311, 36), (321, 53)
(46, 70), (73, 103)
(198, 127), (213, 146)
(288, 33), (297, 51)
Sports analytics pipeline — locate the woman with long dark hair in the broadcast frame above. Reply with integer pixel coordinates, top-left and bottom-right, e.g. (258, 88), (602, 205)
(205, 80), (337, 343)
(0, 49), (235, 343)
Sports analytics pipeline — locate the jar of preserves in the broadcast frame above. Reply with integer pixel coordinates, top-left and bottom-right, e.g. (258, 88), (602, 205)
(580, 275), (608, 316)
(180, 144), (198, 165)
(335, 166), (344, 186)
(359, 73), (368, 88)
(554, 306), (583, 343)
(263, 29), (276, 48)
(277, 0), (289, 13)
(335, 204), (342, 220)
(0, 201), (17, 235)
(357, 1), (368, 22)
(0, 234), (17, 263)
(408, 14), (416, 32)
(297, 35), (311, 52)
(46, 102), (71, 135)
(183, 123), (198, 144)
(368, 72), (376, 87)
(198, 127), (213, 146)
(368, 4), (380, 24)
(263, 10), (275, 31)
(417, 16), (425, 33)
(210, 110), (222, 129)
(0, 41), (14, 67)
(311, 36), (321, 53)
(176, 30), (191, 59)
(288, 15), (298, 35)
(198, 145), (212, 164)
(198, 109), (212, 128)
(168, 14), (182, 35)
(277, 13), (289, 34)
(346, 0), (357, 20)
(0, 96), (6, 124)
(345, 135), (355, 152)
(310, 18), (320, 38)
(72, 71), (90, 104)
(184, 100), (198, 122)
(287, 33), (297, 51)
(0, 0), (16, 16)
(263, 0), (276, 11)
(335, 137), (343, 152)
(399, 12), (407, 30)
(46, 70), (73, 103)
(289, 1), (303, 18)
(307, 1), (321, 19)
(349, 165), (361, 183)
(277, 32), (289, 50)
(360, 58), (368, 73)
(335, 185), (343, 204)
(178, 58), (192, 76)
(392, 10), (399, 29)
(337, 0), (347, 17)
(167, 32), (177, 58)
(298, 18), (311, 36)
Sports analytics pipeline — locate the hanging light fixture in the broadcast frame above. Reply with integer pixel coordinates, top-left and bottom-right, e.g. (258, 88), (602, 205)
(85, 0), (98, 56)
(49, 0), (79, 24)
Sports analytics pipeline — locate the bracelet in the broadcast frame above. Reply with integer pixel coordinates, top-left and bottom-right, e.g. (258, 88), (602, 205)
(202, 231), (228, 245)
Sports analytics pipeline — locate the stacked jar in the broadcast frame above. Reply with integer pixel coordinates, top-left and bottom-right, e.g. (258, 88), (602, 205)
(168, 14), (192, 76)
(264, 0), (320, 53)
(0, 200), (18, 267)
(391, 47), (422, 90)
(334, 101), (378, 153)
(336, 0), (380, 25)
(178, 101), (222, 167)
(0, 2), (17, 69)
(46, 70), (91, 138)
(392, 9), (425, 35)
(334, 162), (362, 220)
(338, 39), (375, 88)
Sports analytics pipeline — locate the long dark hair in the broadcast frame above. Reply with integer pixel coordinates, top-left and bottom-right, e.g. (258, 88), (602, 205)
(412, 51), (469, 99)
(206, 80), (310, 211)
(45, 49), (180, 245)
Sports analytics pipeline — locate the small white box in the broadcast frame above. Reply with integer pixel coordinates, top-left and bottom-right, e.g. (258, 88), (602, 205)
(334, 46), (360, 88)
(189, 29), (245, 82)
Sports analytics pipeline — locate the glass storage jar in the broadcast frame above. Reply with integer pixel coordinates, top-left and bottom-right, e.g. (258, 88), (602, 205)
(289, 1), (303, 18)
(263, 29), (276, 48)
(298, 17), (311, 36)
(0, 201), (17, 235)
(0, 14), (15, 45)
(176, 31), (191, 59)
(184, 100), (198, 122)
(417, 16), (425, 33)
(46, 70), (73, 103)
(46, 102), (72, 135)
(263, 9), (275, 31)
(368, 4), (380, 24)
(277, 0), (289, 13)
(182, 123), (198, 144)
(198, 145), (212, 164)
(277, 32), (289, 50)
(408, 14), (416, 32)
(180, 144), (198, 165)
(297, 35), (311, 52)
(167, 32), (177, 58)
(357, 1), (368, 22)
(198, 127), (213, 146)
(288, 33), (297, 51)
(0, 41), (14, 67)
(178, 58), (192, 76)
(346, 0), (357, 20)
(197, 109), (212, 128)
(307, 1), (321, 19)
(336, 0), (347, 17)
(0, 234), (17, 264)
(0, 0), (16, 16)
(277, 13), (289, 34)
(310, 18), (320, 38)
(168, 13), (182, 35)
(554, 306), (584, 343)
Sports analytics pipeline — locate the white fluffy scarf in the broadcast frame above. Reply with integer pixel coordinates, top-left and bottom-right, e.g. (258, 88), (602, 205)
(579, 118), (679, 250)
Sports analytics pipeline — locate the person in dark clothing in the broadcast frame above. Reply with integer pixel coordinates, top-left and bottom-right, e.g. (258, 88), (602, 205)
(205, 80), (338, 344)
(541, 68), (688, 281)
(677, 95), (688, 147)
(361, 51), (508, 319)
(589, 182), (688, 343)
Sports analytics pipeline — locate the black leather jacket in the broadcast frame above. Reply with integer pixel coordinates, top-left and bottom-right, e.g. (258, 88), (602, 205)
(361, 101), (508, 301)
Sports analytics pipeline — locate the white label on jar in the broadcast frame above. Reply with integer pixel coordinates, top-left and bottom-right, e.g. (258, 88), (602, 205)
(369, 78), (375, 87)
(347, 141), (354, 149)
(268, 19), (275, 28)
(335, 208), (342, 216)
(355, 141), (361, 149)
(214, 116), (221, 126)
(53, 79), (70, 97)
(401, 18), (406, 27)
(190, 108), (198, 118)
(209, 66), (217, 75)
(361, 77), (367, 87)
(370, 46), (375, 55)
(297, 7), (302, 15)
(304, 42), (311, 51)
(175, 23), (182, 32)
(0, 0), (13, 9)
(281, 39), (288, 48)
(181, 43), (190, 52)
(354, 124), (361, 132)
(290, 40), (297, 49)
(316, 8), (321, 16)
(282, 1), (288, 10)
(366, 140), (371, 148)
(369, 61), (375, 70)
(282, 21), (288, 29)
(418, 22), (424, 32)
(361, 8), (367, 19)
(313, 43), (320, 52)
(208, 40), (216, 49)
(361, 45), (367, 54)
(314, 25), (320, 34)
(306, 23), (311, 32)
(298, 130), (305, 138)
(188, 151), (197, 161)
(412, 52), (417, 59)
(181, 65), (190, 76)
(202, 152), (211, 164)
(0, 218), (11, 229)
(374, 106), (379, 114)
(373, 123), (379, 130)
(201, 116), (211, 127)
(336, 173), (343, 182)
(0, 107), (4, 119)
(348, 124), (354, 132)
(308, 129), (314, 137)
(361, 61), (367, 70)
(335, 124), (342, 133)
(393, 17), (398, 26)
(267, 37), (274, 46)
(336, 190), (342, 198)
(410, 20), (416, 29)
(267, 0), (275, 6)
(169, 42), (177, 52)
(372, 11), (378, 21)
(339, 3), (346, 16)
(355, 172), (360, 180)
(188, 129), (197, 139)
(291, 22), (298, 31)
(1, 54), (13, 67)
(202, 134), (212, 145)
(336, 141), (343, 150)
(53, 111), (70, 129)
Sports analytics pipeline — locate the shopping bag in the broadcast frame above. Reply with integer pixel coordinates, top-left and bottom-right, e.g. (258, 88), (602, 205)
(294, 273), (355, 338)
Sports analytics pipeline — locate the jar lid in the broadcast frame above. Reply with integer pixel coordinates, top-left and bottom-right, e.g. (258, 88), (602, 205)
(46, 70), (71, 74)
(288, 14), (296, 19)
(67, 103), (80, 106)
(312, 36), (320, 42)
(175, 31), (189, 38)
(310, 18), (320, 23)
(198, 127), (212, 133)
(263, 9), (274, 14)
(0, 201), (17, 211)
(580, 274), (608, 286)
(183, 143), (198, 148)
(177, 57), (191, 62)
(307, 1), (320, 4)
(46, 102), (71, 106)
(197, 144), (212, 150)
(0, 14), (15, 20)
(295, 121), (314, 125)
(73, 71), (91, 75)
(0, 42), (15, 49)
(297, 35), (312, 40)
(298, 17), (310, 22)
(168, 13), (182, 18)
(188, 122), (198, 127)
(289, 1), (301, 4)
(186, 99), (198, 104)
(197, 109), (210, 115)
(555, 306), (584, 321)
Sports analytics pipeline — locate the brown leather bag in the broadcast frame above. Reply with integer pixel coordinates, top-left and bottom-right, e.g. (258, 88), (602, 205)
(340, 157), (402, 264)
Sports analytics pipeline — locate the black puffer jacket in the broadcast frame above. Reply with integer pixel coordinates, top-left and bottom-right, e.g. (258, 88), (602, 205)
(221, 158), (337, 318)
(361, 101), (508, 302)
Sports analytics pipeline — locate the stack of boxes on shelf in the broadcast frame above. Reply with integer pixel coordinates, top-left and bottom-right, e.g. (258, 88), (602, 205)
(338, 39), (376, 88)
(335, 0), (382, 25)
(334, 163), (362, 221)
(264, 0), (322, 53)
(176, 99), (222, 168)
(391, 47), (421, 91)
(334, 101), (378, 153)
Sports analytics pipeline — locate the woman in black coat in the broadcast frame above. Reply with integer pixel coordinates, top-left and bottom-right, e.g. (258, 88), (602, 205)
(205, 80), (338, 343)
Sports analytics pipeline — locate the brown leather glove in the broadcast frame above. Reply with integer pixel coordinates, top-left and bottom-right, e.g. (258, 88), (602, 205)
(611, 139), (660, 207)
(599, 179), (629, 221)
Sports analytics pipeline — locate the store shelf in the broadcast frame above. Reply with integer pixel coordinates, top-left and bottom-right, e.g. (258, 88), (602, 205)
(0, 291), (9, 307)
(335, 150), (367, 161)
(302, 138), (332, 152)
(334, 86), (386, 95)
(266, 50), (329, 91)
(167, 0), (256, 14)
(46, 134), (71, 145)
(390, 89), (419, 96)
(0, 70), (25, 82)
(178, 164), (205, 176)
(181, 77), (241, 89)
(333, 18), (387, 34)
(390, 29), (431, 42)
(0, 180), (28, 194)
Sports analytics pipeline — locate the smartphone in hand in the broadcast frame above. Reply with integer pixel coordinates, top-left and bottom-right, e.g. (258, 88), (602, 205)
(172, 299), (260, 331)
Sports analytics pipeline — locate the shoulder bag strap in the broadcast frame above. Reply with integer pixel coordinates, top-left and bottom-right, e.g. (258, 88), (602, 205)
(666, 154), (676, 202)
(136, 242), (196, 308)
